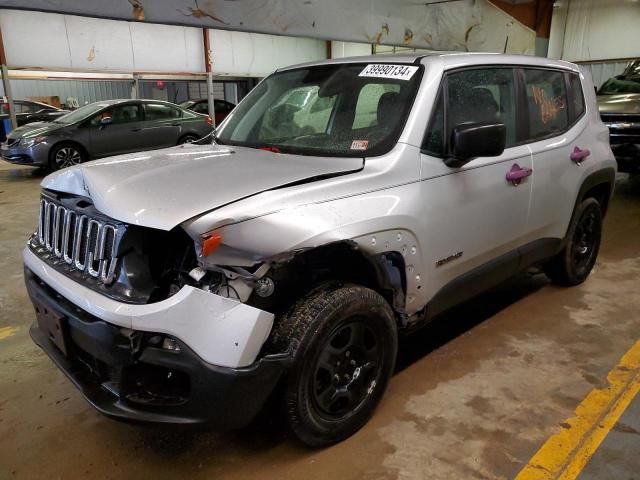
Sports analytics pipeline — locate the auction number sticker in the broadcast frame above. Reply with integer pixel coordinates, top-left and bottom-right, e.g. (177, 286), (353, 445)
(359, 64), (418, 80)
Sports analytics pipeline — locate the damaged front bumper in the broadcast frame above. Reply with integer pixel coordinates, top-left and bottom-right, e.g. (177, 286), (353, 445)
(24, 248), (289, 427)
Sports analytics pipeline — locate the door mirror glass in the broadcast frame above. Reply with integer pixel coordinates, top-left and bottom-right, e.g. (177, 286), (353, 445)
(100, 116), (113, 126)
(447, 122), (506, 168)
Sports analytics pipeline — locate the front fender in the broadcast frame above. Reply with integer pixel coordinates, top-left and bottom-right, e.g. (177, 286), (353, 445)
(185, 183), (429, 314)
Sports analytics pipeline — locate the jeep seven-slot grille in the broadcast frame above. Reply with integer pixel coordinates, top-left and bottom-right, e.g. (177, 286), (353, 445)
(36, 197), (119, 284)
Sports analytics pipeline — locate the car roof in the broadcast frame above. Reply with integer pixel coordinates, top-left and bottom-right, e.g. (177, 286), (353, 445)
(278, 52), (580, 74)
(90, 99), (184, 107)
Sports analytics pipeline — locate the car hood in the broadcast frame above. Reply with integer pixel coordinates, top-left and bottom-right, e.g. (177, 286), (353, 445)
(597, 94), (640, 114)
(8, 121), (64, 139)
(41, 143), (364, 230)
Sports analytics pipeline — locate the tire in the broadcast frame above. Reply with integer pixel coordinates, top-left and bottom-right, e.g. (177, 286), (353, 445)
(544, 197), (602, 286)
(273, 283), (398, 447)
(49, 142), (87, 171)
(178, 134), (199, 145)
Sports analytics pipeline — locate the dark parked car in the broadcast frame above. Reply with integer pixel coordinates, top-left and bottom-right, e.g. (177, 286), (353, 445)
(1, 99), (213, 170)
(179, 98), (235, 125)
(597, 60), (640, 173)
(1, 99), (69, 126)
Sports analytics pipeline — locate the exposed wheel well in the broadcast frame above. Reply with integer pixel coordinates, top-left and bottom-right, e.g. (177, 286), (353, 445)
(247, 242), (407, 318)
(581, 182), (612, 216)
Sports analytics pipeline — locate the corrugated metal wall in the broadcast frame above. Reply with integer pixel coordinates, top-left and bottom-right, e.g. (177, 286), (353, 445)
(0, 79), (131, 106)
(0, 79), (234, 107)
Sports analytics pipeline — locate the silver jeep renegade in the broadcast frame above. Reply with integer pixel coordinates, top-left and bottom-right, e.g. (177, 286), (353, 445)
(25, 53), (616, 446)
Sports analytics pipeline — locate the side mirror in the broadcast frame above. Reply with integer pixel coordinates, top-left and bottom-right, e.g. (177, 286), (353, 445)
(445, 122), (506, 168)
(99, 116), (113, 126)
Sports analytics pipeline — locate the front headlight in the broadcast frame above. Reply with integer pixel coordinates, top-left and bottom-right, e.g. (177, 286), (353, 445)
(20, 136), (46, 148)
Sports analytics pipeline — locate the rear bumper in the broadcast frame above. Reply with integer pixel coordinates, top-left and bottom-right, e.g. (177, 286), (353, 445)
(26, 268), (289, 427)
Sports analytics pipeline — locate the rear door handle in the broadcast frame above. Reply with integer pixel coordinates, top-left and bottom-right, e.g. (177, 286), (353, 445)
(570, 146), (590, 165)
(506, 163), (533, 186)
(131, 128), (141, 132)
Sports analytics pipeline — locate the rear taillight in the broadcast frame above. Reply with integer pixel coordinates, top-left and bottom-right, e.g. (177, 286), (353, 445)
(205, 116), (213, 126)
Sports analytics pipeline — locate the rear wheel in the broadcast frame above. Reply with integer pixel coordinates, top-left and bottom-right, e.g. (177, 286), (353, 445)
(273, 283), (397, 447)
(49, 142), (86, 171)
(178, 134), (199, 145)
(544, 197), (602, 286)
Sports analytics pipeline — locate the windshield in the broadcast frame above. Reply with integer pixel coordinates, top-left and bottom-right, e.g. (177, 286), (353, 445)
(179, 100), (196, 108)
(53, 102), (111, 124)
(216, 63), (423, 157)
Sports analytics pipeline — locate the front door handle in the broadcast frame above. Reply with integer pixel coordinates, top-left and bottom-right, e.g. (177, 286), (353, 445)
(131, 128), (141, 132)
(506, 163), (533, 186)
(570, 146), (590, 165)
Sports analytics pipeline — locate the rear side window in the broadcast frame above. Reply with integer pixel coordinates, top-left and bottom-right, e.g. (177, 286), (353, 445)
(144, 103), (181, 121)
(523, 69), (569, 140)
(568, 73), (585, 121)
(192, 102), (208, 114)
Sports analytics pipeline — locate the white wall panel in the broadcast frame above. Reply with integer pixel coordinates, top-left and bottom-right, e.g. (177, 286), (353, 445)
(130, 23), (204, 72)
(64, 16), (134, 71)
(550, 0), (640, 62)
(209, 29), (326, 77)
(331, 42), (372, 58)
(0, 10), (71, 68)
(0, 9), (204, 72)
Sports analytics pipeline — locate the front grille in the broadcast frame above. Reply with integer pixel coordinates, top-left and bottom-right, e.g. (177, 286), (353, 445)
(35, 197), (120, 284)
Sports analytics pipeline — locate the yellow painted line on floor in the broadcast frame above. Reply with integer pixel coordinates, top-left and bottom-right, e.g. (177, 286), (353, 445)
(0, 326), (19, 340)
(515, 340), (640, 480)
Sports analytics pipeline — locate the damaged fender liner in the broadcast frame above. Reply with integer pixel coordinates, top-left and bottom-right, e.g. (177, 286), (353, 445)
(26, 268), (289, 427)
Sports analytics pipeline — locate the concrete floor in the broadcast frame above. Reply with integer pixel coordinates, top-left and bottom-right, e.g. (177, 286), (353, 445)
(0, 162), (639, 480)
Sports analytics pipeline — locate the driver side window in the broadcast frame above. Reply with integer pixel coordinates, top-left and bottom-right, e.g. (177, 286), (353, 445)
(424, 68), (517, 157)
(90, 105), (140, 126)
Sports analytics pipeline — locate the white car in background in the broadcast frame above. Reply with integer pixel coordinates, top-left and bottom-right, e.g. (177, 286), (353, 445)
(25, 53), (615, 447)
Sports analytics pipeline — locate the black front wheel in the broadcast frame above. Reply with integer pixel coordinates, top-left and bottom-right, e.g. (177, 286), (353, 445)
(178, 134), (200, 145)
(273, 283), (397, 447)
(544, 197), (602, 286)
(49, 142), (87, 171)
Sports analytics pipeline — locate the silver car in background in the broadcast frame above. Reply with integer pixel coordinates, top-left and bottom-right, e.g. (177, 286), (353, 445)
(1, 99), (213, 170)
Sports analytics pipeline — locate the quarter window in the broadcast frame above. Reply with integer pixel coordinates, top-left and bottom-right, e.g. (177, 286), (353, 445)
(568, 73), (585, 122)
(192, 102), (209, 114)
(523, 69), (569, 140)
(423, 92), (444, 156)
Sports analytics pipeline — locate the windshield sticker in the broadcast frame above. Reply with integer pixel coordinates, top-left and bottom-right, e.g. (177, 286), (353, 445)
(351, 140), (369, 150)
(359, 64), (418, 81)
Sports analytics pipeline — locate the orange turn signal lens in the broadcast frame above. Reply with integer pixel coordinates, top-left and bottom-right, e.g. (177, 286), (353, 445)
(201, 232), (222, 257)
